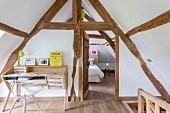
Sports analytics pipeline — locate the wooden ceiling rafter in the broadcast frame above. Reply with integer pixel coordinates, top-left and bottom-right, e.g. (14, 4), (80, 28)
(88, 34), (103, 39)
(0, 0), (69, 83)
(126, 10), (170, 37)
(0, 22), (28, 38)
(78, 22), (112, 30)
(89, 0), (170, 102)
(43, 22), (74, 30)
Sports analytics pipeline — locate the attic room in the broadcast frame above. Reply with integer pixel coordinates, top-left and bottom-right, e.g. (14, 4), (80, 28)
(0, 0), (170, 113)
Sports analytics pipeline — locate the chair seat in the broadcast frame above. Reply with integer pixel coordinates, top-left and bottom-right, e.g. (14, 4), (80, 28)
(19, 86), (44, 97)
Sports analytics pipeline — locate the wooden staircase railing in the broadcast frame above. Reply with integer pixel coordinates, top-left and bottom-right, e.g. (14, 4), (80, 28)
(138, 89), (170, 113)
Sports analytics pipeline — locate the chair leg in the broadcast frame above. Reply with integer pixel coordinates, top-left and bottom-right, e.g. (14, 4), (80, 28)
(23, 98), (26, 113)
(33, 96), (42, 113)
(8, 98), (18, 113)
(63, 96), (67, 111)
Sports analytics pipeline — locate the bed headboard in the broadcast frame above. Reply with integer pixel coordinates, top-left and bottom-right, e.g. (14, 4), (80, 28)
(89, 49), (98, 65)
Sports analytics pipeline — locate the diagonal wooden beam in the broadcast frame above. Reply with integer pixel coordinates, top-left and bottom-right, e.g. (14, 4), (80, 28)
(126, 10), (170, 36)
(0, 22), (28, 37)
(67, 17), (73, 22)
(0, 0), (68, 82)
(70, 0), (82, 101)
(79, 22), (112, 30)
(99, 31), (115, 51)
(43, 22), (74, 30)
(89, 0), (170, 102)
(88, 34), (103, 39)
(104, 37), (115, 45)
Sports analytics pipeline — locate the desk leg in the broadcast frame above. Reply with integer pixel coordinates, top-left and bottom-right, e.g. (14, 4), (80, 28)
(2, 90), (11, 112)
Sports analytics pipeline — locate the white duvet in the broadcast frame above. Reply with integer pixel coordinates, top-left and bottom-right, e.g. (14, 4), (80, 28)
(88, 65), (104, 79)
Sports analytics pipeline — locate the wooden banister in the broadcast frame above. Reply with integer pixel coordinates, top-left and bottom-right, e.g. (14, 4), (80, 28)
(138, 89), (170, 113)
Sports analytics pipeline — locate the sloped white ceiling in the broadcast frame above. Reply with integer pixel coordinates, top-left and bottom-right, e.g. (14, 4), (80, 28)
(0, 0), (55, 33)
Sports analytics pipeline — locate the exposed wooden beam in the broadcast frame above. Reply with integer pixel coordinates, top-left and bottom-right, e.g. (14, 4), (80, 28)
(79, 22), (112, 30)
(99, 31), (115, 50)
(90, 43), (105, 45)
(104, 37), (115, 45)
(0, 0), (68, 83)
(43, 22), (112, 31)
(67, 17), (73, 22)
(89, 0), (170, 102)
(85, 14), (95, 22)
(84, 13), (115, 51)
(0, 22), (28, 37)
(70, 0), (82, 101)
(115, 35), (119, 100)
(126, 10), (170, 36)
(43, 22), (74, 30)
(88, 34), (103, 39)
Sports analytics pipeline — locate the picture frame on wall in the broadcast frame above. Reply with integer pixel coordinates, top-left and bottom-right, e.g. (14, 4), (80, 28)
(25, 58), (36, 66)
(91, 49), (98, 55)
(39, 58), (49, 66)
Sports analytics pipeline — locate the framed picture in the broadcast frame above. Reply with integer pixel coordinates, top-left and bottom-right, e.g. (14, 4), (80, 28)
(39, 58), (48, 66)
(91, 49), (98, 55)
(25, 58), (36, 66)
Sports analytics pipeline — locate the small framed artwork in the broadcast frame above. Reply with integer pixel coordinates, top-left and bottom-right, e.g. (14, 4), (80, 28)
(39, 58), (49, 66)
(25, 58), (36, 66)
(91, 49), (97, 55)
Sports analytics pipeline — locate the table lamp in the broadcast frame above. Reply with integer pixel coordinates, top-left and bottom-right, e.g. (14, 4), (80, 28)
(18, 50), (25, 66)
(106, 63), (110, 66)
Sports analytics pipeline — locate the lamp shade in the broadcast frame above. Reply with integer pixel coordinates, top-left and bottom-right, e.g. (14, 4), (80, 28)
(106, 63), (109, 66)
(18, 50), (24, 57)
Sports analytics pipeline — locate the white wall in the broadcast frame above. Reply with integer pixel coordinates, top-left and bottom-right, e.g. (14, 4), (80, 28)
(119, 38), (160, 96)
(0, 30), (79, 97)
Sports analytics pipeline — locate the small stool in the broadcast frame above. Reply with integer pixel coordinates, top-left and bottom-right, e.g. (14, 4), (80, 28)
(103, 66), (111, 75)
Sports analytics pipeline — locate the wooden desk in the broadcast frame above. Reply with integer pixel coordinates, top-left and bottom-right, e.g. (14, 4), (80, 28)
(1, 66), (68, 112)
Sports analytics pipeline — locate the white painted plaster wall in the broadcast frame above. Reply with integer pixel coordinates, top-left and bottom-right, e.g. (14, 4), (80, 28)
(0, 30), (78, 97)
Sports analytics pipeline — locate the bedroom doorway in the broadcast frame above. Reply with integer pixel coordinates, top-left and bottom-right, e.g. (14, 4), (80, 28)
(80, 34), (119, 101)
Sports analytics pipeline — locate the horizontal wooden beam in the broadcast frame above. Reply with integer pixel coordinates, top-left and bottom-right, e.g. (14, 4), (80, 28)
(0, 22), (28, 37)
(88, 34), (103, 39)
(43, 22), (74, 30)
(79, 22), (112, 30)
(90, 43), (105, 45)
(126, 10), (170, 36)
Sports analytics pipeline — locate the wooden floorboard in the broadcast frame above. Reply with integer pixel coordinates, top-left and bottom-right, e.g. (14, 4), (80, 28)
(0, 72), (130, 113)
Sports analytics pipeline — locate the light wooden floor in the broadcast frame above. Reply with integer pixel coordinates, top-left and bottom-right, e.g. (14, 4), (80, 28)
(0, 72), (129, 113)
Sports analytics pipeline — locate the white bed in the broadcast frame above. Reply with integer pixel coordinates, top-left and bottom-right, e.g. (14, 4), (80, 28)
(88, 64), (104, 82)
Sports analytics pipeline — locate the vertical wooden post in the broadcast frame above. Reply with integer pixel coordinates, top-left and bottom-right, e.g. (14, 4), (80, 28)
(78, 31), (84, 101)
(70, 0), (82, 101)
(138, 90), (145, 113)
(115, 35), (119, 100)
(155, 104), (160, 113)
(146, 98), (151, 113)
